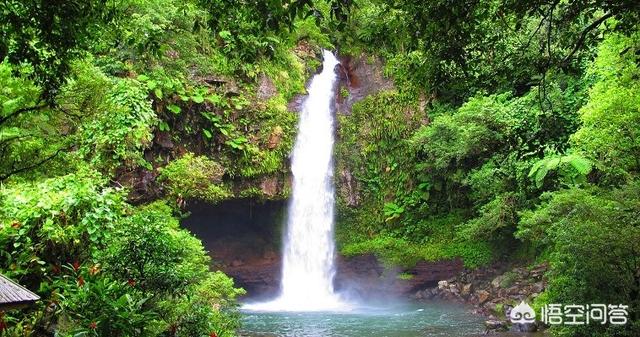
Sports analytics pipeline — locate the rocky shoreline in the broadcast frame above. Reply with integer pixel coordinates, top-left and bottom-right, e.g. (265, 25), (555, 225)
(413, 262), (549, 334)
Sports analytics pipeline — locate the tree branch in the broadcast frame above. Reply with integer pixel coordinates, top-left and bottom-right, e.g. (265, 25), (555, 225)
(0, 103), (48, 126)
(0, 134), (30, 147)
(0, 147), (66, 182)
(561, 12), (614, 66)
(519, 0), (559, 55)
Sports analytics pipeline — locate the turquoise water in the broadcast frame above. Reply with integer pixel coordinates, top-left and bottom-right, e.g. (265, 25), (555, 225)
(240, 301), (487, 337)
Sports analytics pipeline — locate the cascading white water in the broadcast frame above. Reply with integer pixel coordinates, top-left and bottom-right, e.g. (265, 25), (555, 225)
(277, 49), (342, 310)
(244, 50), (346, 312)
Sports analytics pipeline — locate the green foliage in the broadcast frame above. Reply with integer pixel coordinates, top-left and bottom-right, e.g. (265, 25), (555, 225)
(158, 153), (230, 204)
(396, 272), (414, 280)
(335, 91), (430, 249)
(55, 270), (159, 337)
(0, 62), (71, 182)
(572, 32), (640, 183)
(383, 202), (404, 222)
(77, 77), (157, 174)
(4, 0), (640, 335)
(457, 193), (519, 242)
(102, 202), (209, 293)
(166, 272), (245, 337)
(55, 201), (246, 337)
(0, 171), (125, 280)
(0, 63), (41, 119)
(342, 0), (640, 104)
(342, 235), (493, 269)
(339, 86), (350, 99)
(2, 0), (332, 194)
(0, 172), (243, 336)
(528, 153), (592, 188)
(341, 236), (425, 268)
(411, 94), (511, 171)
(336, 81), (585, 267)
(98, 0), (212, 73)
(0, 0), (347, 335)
(517, 183), (640, 336)
(444, 241), (494, 269)
(464, 159), (519, 207)
(0, 0), (107, 99)
(198, 0), (350, 64)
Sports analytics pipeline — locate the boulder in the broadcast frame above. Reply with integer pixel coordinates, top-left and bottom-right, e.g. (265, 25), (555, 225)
(485, 320), (507, 331)
(507, 286), (519, 295)
(423, 289), (436, 299)
(476, 290), (491, 304)
(154, 131), (174, 149)
(260, 176), (279, 197)
(484, 301), (497, 311)
(413, 291), (424, 300)
(511, 322), (538, 333)
(532, 281), (545, 293)
(339, 168), (360, 207)
(266, 126), (283, 149)
(530, 262), (549, 274)
(461, 283), (473, 297)
(414, 289), (436, 300)
(491, 274), (507, 288)
(257, 74), (277, 100)
(513, 267), (529, 277)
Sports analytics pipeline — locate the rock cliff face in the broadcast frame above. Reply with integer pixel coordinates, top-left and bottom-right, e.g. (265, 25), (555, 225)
(333, 53), (397, 210)
(222, 254), (464, 300)
(335, 54), (394, 116)
(181, 198), (283, 298)
(180, 197), (465, 300)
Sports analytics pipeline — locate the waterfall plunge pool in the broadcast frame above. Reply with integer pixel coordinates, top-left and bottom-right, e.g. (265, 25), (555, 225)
(239, 300), (487, 337)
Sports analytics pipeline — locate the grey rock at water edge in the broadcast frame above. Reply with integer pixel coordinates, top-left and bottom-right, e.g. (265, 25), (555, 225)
(510, 321), (539, 333)
(484, 320), (507, 332)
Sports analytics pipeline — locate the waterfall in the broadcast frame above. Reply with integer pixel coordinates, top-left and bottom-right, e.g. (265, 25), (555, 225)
(244, 50), (345, 312)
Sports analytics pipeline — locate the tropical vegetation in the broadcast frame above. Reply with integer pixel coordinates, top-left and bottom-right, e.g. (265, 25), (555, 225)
(1, 0), (639, 336)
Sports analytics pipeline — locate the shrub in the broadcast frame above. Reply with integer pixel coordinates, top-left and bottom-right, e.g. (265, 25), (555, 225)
(0, 170), (126, 283)
(55, 268), (159, 337)
(518, 183), (640, 337)
(571, 32), (640, 183)
(101, 202), (210, 293)
(0, 175), (243, 336)
(158, 153), (230, 204)
(77, 77), (157, 174)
